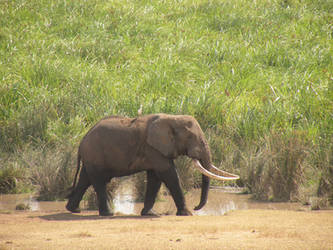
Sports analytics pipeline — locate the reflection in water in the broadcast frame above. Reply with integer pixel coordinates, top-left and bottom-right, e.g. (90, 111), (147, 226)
(113, 194), (135, 214)
(0, 188), (308, 214)
(113, 182), (135, 214)
(195, 200), (236, 216)
(189, 189), (245, 215)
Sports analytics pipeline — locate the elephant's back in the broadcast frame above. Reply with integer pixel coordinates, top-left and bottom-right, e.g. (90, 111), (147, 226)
(79, 117), (145, 170)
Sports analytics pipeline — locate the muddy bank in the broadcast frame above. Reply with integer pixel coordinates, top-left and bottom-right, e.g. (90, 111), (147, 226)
(0, 209), (332, 250)
(1, 189), (332, 249)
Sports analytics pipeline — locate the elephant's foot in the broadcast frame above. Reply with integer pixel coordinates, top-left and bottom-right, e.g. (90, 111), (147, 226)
(141, 208), (159, 217)
(176, 208), (192, 216)
(99, 211), (113, 216)
(66, 203), (81, 213)
(99, 208), (113, 216)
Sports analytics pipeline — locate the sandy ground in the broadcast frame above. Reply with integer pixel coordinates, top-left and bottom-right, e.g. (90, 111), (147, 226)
(0, 209), (332, 250)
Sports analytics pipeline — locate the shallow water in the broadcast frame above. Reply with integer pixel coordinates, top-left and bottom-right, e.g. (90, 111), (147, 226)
(0, 188), (308, 215)
(0, 193), (67, 212)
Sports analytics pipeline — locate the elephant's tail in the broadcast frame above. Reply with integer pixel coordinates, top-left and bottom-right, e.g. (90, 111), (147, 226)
(72, 152), (81, 189)
(66, 151), (81, 198)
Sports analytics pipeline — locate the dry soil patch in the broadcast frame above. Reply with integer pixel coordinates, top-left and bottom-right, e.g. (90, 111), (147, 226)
(0, 209), (332, 249)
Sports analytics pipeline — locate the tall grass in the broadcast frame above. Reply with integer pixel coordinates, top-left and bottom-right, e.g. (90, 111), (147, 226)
(0, 144), (75, 200)
(0, 164), (30, 194)
(243, 132), (309, 201)
(0, 0), (332, 203)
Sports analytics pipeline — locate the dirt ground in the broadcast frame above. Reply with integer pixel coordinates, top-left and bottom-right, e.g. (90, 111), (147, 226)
(0, 209), (332, 250)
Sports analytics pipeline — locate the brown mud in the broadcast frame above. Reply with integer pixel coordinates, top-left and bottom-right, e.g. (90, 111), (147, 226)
(0, 209), (332, 249)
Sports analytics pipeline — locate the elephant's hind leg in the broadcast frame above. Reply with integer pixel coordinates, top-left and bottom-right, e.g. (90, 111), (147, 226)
(141, 170), (162, 216)
(66, 167), (90, 213)
(91, 178), (113, 216)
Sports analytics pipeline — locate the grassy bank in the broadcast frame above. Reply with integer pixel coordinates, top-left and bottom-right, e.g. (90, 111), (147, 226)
(0, 0), (332, 204)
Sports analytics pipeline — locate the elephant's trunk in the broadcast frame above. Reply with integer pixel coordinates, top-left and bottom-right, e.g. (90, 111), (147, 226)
(194, 174), (210, 210)
(192, 159), (239, 211)
(194, 150), (211, 211)
(190, 136), (239, 211)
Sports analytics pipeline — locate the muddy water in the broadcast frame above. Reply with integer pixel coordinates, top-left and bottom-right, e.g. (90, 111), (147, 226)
(0, 188), (308, 215)
(0, 194), (67, 212)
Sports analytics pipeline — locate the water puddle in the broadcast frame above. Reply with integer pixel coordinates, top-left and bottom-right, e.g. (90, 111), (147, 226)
(0, 188), (308, 215)
(188, 189), (307, 215)
(112, 180), (135, 214)
(0, 194), (67, 212)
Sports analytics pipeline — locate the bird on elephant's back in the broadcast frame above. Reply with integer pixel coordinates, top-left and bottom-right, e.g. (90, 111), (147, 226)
(66, 113), (239, 216)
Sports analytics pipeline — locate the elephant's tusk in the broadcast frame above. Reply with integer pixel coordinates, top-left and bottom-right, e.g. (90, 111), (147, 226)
(192, 159), (239, 181)
(210, 164), (240, 179)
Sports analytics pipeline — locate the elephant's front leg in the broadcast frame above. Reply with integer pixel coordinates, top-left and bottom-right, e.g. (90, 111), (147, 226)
(157, 163), (192, 216)
(141, 170), (162, 216)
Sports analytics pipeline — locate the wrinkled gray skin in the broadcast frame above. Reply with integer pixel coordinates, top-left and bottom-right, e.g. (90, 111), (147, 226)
(66, 114), (216, 216)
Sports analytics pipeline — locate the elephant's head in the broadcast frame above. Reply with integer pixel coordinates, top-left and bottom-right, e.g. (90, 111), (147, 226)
(147, 114), (239, 210)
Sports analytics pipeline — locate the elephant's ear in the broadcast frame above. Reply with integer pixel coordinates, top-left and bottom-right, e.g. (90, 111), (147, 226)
(147, 117), (176, 158)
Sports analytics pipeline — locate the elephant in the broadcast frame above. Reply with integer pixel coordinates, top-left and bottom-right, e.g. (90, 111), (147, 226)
(66, 113), (239, 216)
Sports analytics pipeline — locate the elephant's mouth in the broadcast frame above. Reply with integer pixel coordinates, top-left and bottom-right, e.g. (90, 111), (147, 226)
(192, 159), (239, 181)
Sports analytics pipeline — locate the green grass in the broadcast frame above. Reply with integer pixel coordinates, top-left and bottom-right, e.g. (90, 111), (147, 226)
(0, 0), (332, 203)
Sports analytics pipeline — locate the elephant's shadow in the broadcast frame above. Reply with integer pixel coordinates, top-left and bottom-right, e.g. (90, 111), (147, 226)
(37, 212), (160, 221)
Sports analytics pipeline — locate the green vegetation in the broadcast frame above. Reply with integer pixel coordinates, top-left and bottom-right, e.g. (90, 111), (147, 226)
(0, 0), (332, 205)
(0, 164), (29, 194)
